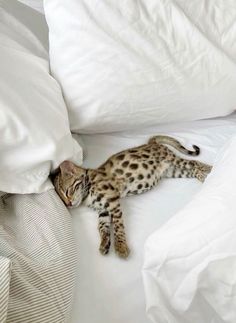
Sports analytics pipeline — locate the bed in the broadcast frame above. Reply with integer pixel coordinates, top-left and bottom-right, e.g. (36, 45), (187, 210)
(1, 1), (236, 323)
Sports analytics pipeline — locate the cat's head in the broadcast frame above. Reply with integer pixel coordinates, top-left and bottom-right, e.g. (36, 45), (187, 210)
(53, 161), (87, 208)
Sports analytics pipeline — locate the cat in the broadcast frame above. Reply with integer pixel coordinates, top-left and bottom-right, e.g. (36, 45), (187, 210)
(53, 135), (212, 258)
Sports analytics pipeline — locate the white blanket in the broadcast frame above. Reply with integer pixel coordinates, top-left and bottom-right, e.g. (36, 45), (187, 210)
(143, 135), (236, 323)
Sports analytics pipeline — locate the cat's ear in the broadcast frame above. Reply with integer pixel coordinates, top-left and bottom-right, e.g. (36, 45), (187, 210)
(60, 161), (78, 176)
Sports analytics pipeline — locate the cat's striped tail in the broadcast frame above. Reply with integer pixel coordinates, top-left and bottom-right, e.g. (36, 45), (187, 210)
(148, 135), (200, 156)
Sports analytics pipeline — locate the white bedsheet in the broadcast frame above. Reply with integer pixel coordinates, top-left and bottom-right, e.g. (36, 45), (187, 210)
(70, 113), (236, 323)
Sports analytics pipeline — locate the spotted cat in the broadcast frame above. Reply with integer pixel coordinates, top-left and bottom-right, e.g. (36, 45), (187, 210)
(53, 135), (212, 258)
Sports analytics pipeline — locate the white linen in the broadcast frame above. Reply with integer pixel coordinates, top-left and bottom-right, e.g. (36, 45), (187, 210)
(143, 135), (236, 323)
(70, 113), (236, 323)
(0, 1), (82, 194)
(45, 0), (236, 133)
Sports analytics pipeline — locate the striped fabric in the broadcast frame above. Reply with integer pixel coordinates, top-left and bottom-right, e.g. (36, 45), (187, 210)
(0, 190), (77, 323)
(0, 257), (11, 323)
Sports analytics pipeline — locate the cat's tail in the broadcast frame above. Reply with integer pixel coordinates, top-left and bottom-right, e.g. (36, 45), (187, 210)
(148, 135), (200, 156)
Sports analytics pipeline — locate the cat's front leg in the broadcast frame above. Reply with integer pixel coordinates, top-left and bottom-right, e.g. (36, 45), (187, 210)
(110, 203), (130, 259)
(98, 211), (111, 255)
(93, 186), (130, 258)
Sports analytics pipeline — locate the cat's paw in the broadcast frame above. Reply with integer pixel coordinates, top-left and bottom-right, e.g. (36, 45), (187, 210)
(196, 169), (212, 183)
(205, 165), (212, 174)
(99, 236), (111, 255)
(196, 172), (206, 183)
(197, 163), (212, 176)
(114, 241), (130, 259)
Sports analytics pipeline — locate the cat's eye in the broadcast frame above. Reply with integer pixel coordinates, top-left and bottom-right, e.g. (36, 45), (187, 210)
(65, 188), (70, 197)
(74, 182), (81, 191)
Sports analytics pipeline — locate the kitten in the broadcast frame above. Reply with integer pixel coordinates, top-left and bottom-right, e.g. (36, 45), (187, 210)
(53, 135), (212, 258)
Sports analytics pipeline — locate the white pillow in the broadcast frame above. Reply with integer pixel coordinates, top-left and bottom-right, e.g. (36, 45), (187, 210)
(45, 0), (236, 133)
(17, 0), (44, 13)
(0, 1), (82, 194)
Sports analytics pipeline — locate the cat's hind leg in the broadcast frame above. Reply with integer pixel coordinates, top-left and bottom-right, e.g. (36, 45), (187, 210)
(165, 158), (212, 182)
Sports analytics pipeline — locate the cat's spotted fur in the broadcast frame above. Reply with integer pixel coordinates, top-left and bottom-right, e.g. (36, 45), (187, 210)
(53, 135), (212, 258)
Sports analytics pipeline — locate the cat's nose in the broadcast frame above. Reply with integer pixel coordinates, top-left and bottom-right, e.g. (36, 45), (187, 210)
(67, 201), (72, 207)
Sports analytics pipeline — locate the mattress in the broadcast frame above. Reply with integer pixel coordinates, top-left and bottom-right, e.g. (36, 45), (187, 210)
(70, 112), (236, 323)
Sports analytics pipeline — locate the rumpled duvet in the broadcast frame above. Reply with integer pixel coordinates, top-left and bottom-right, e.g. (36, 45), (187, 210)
(143, 135), (236, 323)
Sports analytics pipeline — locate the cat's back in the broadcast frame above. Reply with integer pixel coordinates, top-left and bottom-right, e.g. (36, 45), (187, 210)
(98, 143), (160, 175)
